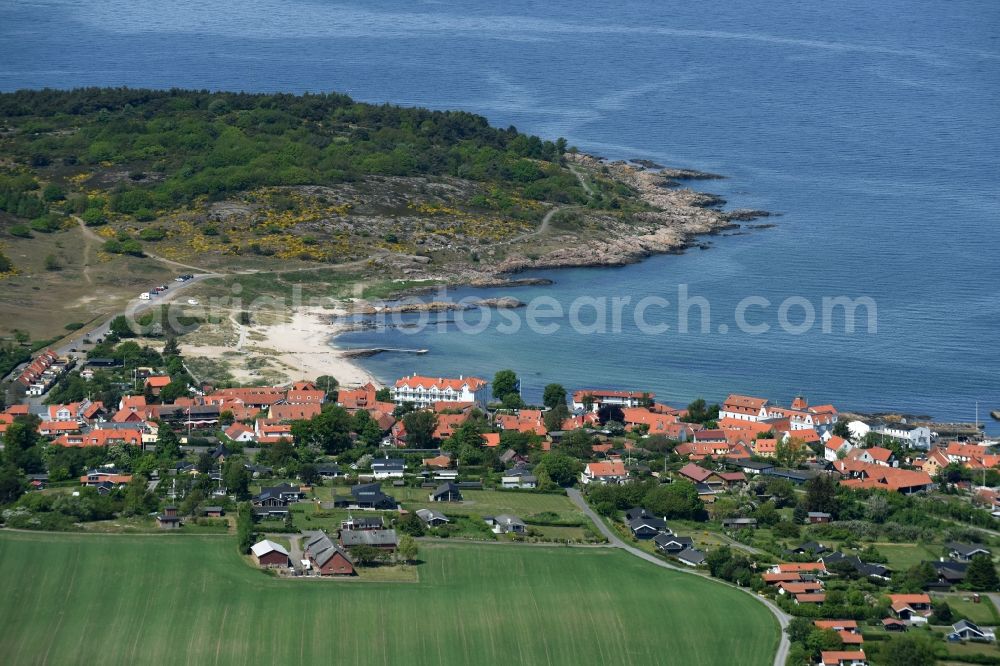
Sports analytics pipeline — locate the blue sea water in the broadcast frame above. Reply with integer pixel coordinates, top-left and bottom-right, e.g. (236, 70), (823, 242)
(1, 1), (998, 429)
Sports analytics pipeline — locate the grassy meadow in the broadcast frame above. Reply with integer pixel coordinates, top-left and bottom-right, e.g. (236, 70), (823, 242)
(0, 531), (778, 666)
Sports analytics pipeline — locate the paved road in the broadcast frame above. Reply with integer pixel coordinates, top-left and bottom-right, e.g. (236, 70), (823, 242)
(567, 488), (791, 666)
(988, 594), (1000, 625)
(716, 530), (764, 556)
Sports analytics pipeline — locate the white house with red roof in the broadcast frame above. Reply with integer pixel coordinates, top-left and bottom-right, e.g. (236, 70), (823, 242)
(846, 446), (896, 467)
(718, 394), (770, 422)
(887, 593), (932, 621)
(824, 435), (853, 462)
(571, 389), (654, 412)
(580, 460), (629, 485)
(224, 423), (255, 443)
(392, 375), (488, 409)
(255, 419), (293, 444)
(285, 381), (327, 405)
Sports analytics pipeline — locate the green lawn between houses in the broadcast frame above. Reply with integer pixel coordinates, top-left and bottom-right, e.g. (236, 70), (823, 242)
(390, 486), (584, 520)
(0, 531), (778, 666)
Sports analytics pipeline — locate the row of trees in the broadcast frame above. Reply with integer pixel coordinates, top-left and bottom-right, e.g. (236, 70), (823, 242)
(586, 478), (705, 521)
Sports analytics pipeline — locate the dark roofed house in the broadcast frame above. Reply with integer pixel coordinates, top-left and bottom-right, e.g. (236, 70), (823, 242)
(340, 516), (384, 531)
(486, 514), (526, 535)
(86, 358), (123, 368)
(253, 483), (303, 509)
(653, 534), (693, 554)
(501, 466), (537, 489)
(808, 511), (832, 524)
(245, 463), (273, 478)
(931, 560), (969, 586)
(628, 516), (667, 539)
(763, 468), (818, 484)
(314, 463), (342, 479)
(676, 547), (706, 567)
(624, 507), (654, 522)
(303, 531), (355, 575)
(821, 551), (891, 580)
(791, 541), (829, 556)
(429, 482), (462, 502)
(738, 460), (775, 475)
(371, 458), (405, 479)
(255, 483), (304, 504)
(253, 505), (289, 519)
(721, 517), (757, 530)
(202, 506), (224, 518)
(950, 619), (995, 642)
(415, 508), (449, 526)
(947, 542), (992, 562)
(335, 483), (398, 510)
(339, 528), (398, 551)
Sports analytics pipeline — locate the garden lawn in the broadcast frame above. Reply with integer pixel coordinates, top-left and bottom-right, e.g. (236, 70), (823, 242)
(392, 486), (584, 520)
(934, 593), (1000, 626)
(0, 531), (778, 666)
(869, 543), (940, 571)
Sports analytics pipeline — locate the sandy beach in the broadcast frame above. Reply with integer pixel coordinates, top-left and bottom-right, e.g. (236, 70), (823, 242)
(179, 306), (380, 388)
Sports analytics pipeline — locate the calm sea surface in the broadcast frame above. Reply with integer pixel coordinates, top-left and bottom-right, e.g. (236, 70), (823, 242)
(2, 1), (998, 429)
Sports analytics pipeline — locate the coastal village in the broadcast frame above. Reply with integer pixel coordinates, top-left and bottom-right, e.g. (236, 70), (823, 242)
(2, 335), (999, 666)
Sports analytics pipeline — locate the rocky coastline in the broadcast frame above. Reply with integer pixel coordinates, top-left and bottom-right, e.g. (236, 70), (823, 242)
(343, 296), (523, 315)
(492, 153), (770, 274)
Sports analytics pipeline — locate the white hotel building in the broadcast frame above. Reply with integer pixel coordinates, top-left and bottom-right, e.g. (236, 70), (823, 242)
(391, 375), (489, 409)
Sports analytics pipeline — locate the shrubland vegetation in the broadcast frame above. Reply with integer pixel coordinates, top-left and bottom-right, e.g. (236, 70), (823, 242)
(0, 88), (575, 208)
(0, 88), (606, 271)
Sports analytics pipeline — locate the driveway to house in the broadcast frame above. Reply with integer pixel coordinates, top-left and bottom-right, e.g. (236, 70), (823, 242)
(567, 488), (791, 666)
(987, 593), (1000, 621)
(716, 530), (764, 556)
(266, 532), (305, 573)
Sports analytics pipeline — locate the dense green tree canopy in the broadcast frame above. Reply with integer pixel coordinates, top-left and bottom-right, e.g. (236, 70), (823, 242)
(643, 481), (704, 520)
(402, 410), (438, 448)
(492, 370), (520, 403)
(0, 88), (578, 215)
(542, 383), (567, 409)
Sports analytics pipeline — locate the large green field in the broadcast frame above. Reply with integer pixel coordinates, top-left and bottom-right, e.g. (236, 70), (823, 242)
(0, 531), (778, 665)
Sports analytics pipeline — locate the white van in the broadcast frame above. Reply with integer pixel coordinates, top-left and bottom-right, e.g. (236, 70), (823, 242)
(139, 292), (151, 300)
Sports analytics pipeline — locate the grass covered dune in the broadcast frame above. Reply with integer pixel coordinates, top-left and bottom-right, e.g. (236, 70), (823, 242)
(0, 532), (778, 665)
